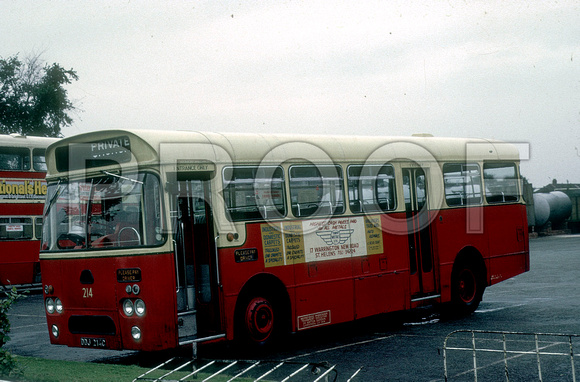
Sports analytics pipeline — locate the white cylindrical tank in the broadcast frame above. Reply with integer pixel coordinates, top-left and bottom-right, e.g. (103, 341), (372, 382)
(533, 191), (572, 227)
(533, 193), (550, 227)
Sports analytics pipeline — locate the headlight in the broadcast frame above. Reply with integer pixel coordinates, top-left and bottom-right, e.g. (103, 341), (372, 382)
(131, 326), (141, 341)
(46, 298), (55, 314)
(123, 299), (134, 316)
(55, 298), (63, 313)
(135, 299), (146, 317)
(51, 325), (59, 338)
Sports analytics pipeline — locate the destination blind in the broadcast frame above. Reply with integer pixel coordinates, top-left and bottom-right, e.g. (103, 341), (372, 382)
(55, 136), (132, 171)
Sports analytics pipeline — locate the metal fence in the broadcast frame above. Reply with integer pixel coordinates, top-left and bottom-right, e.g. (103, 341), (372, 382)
(443, 330), (580, 382)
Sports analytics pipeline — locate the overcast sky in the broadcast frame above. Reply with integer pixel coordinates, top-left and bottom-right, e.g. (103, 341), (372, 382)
(2, 1), (579, 187)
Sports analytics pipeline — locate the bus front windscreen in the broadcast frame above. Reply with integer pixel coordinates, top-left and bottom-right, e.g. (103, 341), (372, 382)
(41, 172), (165, 252)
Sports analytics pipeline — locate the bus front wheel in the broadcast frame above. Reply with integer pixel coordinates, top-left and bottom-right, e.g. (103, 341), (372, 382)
(244, 297), (275, 344)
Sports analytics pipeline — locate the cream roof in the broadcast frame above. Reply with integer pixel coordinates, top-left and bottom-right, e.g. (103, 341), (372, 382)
(47, 129), (520, 175)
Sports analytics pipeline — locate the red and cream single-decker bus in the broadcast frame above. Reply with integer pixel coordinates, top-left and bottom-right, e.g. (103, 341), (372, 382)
(40, 130), (529, 351)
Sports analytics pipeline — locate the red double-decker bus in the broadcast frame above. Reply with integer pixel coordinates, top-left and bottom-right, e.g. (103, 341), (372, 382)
(40, 130), (529, 351)
(0, 134), (58, 287)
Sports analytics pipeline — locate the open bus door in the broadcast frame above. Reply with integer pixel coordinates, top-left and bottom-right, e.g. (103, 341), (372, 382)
(403, 167), (437, 300)
(171, 172), (222, 344)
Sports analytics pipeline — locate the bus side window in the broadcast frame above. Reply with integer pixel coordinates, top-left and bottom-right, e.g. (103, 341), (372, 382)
(289, 165), (345, 217)
(223, 166), (286, 221)
(33, 148), (47, 171)
(348, 164), (396, 213)
(483, 162), (519, 203)
(35, 217), (43, 240)
(443, 163), (482, 207)
(0, 217), (33, 240)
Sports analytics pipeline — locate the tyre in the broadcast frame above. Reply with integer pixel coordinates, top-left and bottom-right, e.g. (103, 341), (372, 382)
(450, 261), (485, 315)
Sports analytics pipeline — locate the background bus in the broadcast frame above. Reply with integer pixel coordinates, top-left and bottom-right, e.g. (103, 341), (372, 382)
(40, 130), (529, 352)
(0, 134), (58, 288)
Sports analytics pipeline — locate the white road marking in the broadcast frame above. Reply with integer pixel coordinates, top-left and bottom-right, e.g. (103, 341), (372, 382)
(283, 335), (395, 361)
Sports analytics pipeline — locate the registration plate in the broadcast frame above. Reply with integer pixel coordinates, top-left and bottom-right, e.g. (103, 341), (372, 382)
(80, 337), (106, 348)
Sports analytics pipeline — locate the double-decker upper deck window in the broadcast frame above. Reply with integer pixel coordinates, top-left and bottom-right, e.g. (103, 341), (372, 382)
(443, 164), (482, 206)
(223, 166), (286, 221)
(32, 149), (47, 171)
(289, 165), (345, 217)
(0, 147), (30, 171)
(484, 162), (520, 203)
(0, 217), (33, 240)
(348, 164), (396, 213)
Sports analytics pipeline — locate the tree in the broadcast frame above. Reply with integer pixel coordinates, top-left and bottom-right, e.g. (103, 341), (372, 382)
(0, 54), (79, 137)
(0, 287), (25, 376)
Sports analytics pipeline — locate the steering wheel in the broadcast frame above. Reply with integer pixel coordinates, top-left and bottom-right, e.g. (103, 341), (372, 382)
(117, 227), (141, 246)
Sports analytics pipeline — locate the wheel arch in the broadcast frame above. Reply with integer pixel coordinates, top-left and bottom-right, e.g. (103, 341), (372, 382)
(452, 246), (488, 287)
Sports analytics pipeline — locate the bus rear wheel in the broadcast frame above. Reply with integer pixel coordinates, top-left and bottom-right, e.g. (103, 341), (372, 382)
(450, 262), (485, 315)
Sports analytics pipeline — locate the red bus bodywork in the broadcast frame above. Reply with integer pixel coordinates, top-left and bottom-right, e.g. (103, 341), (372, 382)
(0, 138), (54, 287)
(0, 195), (44, 286)
(42, 205), (528, 350)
